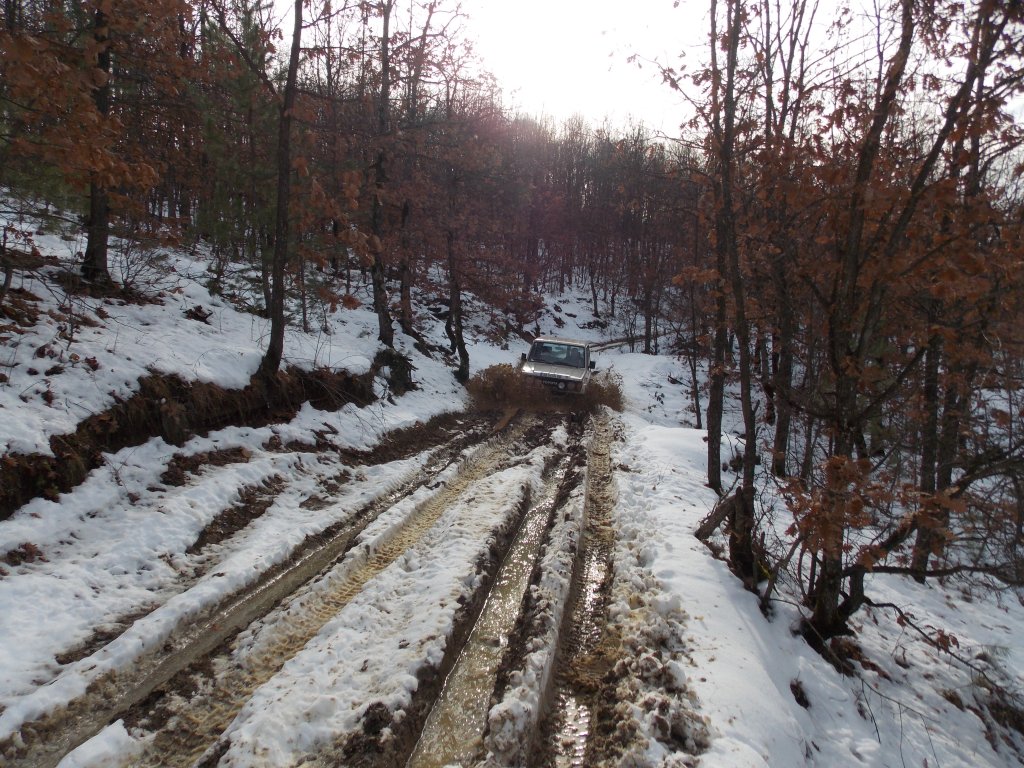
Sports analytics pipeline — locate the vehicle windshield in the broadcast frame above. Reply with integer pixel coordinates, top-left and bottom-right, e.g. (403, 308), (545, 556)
(527, 342), (587, 368)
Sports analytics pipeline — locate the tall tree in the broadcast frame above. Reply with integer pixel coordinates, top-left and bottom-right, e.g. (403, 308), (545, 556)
(796, 0), (1021, 640)
(368, 0), (395, 347)
(702, 0), (757, 580)
(257, 0), (303, 378)
(80, 1), (113, 283)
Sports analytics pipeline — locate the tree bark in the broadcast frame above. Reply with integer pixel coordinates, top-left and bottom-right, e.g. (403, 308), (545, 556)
(768, 242), (796, 478)
(81, 4), (112, 285)
(719, 0), (757, 582)
(370, 0), (395, 347)
(806, 0), (915, 642)
(910, 330), (942, 582)
(256, 0), (302, 379)
(446, 231), (469, 382)
(705, 0), (728, 497)
(806, 432), (857, 641)
(0, 231), (12, 307)
(687, 283), (703, 430)
(771, 318), (795, 477)
(397, 256), (414, 337)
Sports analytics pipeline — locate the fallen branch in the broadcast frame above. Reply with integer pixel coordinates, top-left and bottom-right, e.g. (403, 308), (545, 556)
(695, 479), (740, 540)
(0, 243), (46, 311)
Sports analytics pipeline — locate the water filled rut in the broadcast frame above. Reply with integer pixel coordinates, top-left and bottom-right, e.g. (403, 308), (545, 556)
(536, 416), (617, 768)
(406, 456), (578, 768)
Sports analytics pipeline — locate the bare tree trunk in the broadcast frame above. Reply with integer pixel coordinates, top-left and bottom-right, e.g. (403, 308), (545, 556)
(643, 286), (653, 354)
(911, 57), (996, 581)
(702, 0), (756, 579)
(371, 0), (395, 347)
(397, 257), (414, 337)
(446, 231), (469, 382)
(0, 229), (12, 309)
(806, 429), (856, 643)
(910, 330), (941, 581)
(687, 282), (703, 430)
(81, 4), (112, 285)
(259, 225), (271, 317)
(912, 368), (971, 578)
(405, 0), (436, 121)
(771, 321), (794, 477)
(257, 0), (302, 379)
(4, 0), (21, 31)
(299, 250), (309, 333)
(370, 245), (392, 344)
(805, 0), (915, 643)
(718, 0), (757, 582)
(706, 288), (728, 494)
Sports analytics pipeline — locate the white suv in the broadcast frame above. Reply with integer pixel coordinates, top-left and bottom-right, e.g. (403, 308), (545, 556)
(519, 337), (595, 394)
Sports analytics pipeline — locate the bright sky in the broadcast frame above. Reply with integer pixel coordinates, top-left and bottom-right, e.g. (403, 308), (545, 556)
(459, 0), (707, 135)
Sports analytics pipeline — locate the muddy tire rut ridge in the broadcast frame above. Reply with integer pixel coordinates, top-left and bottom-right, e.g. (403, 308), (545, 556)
(127, 415), (550, 768)
(3, 416), (494, 768)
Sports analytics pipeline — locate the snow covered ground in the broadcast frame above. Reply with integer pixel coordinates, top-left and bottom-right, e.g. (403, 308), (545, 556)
(1, 209), (1022, 766)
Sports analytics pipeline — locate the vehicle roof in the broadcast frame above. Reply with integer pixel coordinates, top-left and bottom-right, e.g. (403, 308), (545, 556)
(530, 336), (591, 347)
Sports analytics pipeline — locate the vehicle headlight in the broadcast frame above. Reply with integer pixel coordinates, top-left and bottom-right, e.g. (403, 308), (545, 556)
(557, 381), (567, 390)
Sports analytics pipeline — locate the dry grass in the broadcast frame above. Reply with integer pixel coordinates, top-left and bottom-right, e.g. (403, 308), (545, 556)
(587, 372), (625, 412)
(467, 364), (624, 415)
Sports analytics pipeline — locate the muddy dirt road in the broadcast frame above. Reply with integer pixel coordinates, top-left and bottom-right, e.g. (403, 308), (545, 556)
(1, 409), (699, 768)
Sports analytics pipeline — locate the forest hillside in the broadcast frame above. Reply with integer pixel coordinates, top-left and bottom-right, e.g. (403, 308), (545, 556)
(1, 0), (1024, 765)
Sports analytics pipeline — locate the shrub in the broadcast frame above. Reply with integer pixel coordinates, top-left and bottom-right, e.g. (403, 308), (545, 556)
(467, 365), (624, 415)
(587, 370), (625, 412)
(466, 364), (542, 411)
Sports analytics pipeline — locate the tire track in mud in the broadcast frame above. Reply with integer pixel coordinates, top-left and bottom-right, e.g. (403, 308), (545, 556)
(404, 437), (586, 768)
(1, 417), (493, 768)
(127, 416), (551, 768)
(535, 415), (617, 768)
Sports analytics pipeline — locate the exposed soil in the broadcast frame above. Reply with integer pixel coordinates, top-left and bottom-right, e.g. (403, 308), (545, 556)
(0, 286), (43, 329)
(0, 366), (375, 520)
(331, 540), (516, 768)
(160, 446), (254, 487)
(416, 421), (586, 768)
(0, 407), (499, 768)
(488, 429), (590, 705)
(1, 541), (46, 567)
(185, 475), (285, 555)
(2, 402), (630, 768)
(326, 414), (581, 768)
(53, 603), (161, 667)
(353, 410), (491, 465)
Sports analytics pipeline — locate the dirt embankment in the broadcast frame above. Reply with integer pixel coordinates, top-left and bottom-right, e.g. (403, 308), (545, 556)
(0, 366), (375, 520)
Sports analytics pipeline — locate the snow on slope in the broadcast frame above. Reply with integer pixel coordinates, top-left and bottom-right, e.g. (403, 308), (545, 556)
(601, 350), (1021, 767)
